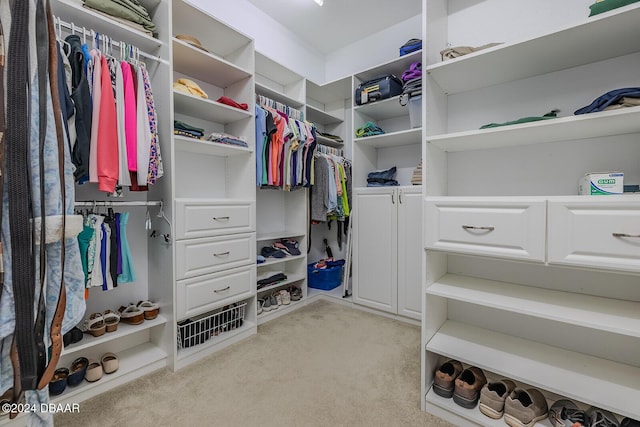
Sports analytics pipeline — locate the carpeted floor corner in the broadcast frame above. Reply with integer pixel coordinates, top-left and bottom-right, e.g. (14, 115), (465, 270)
(55, 300), (454, 426)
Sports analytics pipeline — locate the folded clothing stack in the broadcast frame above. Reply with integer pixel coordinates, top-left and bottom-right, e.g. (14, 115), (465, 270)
(318, 131), (343, 144)
(207, 132), (248, 148)
(480, 109), (559, 129)
(217, 96), (248, 111)
(574, 87), (640, 114)
(411, 160), (422, 185)
(355, 121), (385, 138)
(174, 120), (204, 139)
(367, 166), (398, 187)
(260, 239), (301, 259)
(174, 78), (208, 99)
(589, 0), (640, 16)
(257, 271), (288, 289)
(83, 0), (156, 35)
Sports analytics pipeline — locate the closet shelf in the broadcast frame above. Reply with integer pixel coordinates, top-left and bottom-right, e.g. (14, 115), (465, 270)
(255, 82), (305, 109)
(174, 135), (252, 157)
(62, 315), (168, 357)
(172, 38), (252, 88)
(315, 134), (344, 148)
(52, 0), (163, 53)
(426, 321), (640, 420)
(306, 105), (344, 126)
(173, 91), (253, 124)
(52, 342), (166, 406)
(353, 96), (410, 120)
(257, 299), (304, 325)
(354, 128), (421, 148)
(256, 231), (306, 242)
(427, 106), (640, 152)
(425, 388), (552, 427)
(257, 254), (307, 268)
(257, 274), (306, 295)
(427, 275), (640, 338)
(354, 50), (422, 82)
(426, 3), (640, 94)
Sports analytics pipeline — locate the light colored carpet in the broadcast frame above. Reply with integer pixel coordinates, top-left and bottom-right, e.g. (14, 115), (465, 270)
(55, 299), (454, 427)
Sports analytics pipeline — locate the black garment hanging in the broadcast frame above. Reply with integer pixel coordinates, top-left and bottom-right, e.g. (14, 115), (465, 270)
(66, 34), (92, 182)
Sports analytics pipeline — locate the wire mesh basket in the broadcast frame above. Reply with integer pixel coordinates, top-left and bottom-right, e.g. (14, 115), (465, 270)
(177, 301), (247, 350)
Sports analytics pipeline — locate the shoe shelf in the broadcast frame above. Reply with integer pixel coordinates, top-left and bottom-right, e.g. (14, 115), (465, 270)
(426, 320), (640, 420)
(424, 388), (554, 427)
(427, 106), (640, 153)
(354, 128), (421, 149)
(256, 231), (306, 242)
(258, 254), (306, 268)
(354, 96), (409, 121)
(173, 91), (253, 124)
(425, 3), (640, 95)
(52, 0), (164, 54)
(257, 298), (304, 325)
(427, 275), (640, 338)
(256, 273), (306, 295)
(174, 135), (252, 157)
(52, 342), (167, 407)
(62, 315), (168, 357)
(172, 37), (252, 88)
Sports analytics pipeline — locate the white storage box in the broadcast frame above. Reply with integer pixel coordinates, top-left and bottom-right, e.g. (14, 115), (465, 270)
(409, 95), (422, 128)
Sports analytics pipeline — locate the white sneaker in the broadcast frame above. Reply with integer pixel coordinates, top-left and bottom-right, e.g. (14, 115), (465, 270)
(279, 289), (291, 305)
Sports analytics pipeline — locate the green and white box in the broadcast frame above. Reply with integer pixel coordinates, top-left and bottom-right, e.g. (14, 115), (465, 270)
(579, 172), (624, 195)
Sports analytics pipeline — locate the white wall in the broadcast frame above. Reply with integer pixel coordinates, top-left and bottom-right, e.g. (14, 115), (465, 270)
(447, 0), (594, 47)
(325, 15), (422, 82)
(192, 0), (326, 83)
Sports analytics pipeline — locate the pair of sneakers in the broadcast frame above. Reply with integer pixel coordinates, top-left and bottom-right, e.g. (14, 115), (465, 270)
(433, 359), (487, 409)
(259, 289), (291, 313)
(550, 400), (624, 427)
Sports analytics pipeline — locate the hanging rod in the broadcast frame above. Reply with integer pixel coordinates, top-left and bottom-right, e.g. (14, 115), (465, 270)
(54, 16), (167, 65)
(74, 200), (163, 207)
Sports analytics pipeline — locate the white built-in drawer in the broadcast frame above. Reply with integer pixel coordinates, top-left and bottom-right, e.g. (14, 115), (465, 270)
(175, 199), (254, 239)
(176, 233), (255, 279)
(548, 197), (640, 273)
(424, 197), (547, 262)
(176, 265), (255, 320)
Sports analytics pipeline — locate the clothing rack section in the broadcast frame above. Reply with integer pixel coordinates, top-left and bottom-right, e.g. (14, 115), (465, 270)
(58, 15), (165, 194)
(55, 16), (165, 64)
(74, 200), (162, 207)
(317, 144), (343, 157)
(255, 99), (318, 191)
(257, 94), (304, 121)
(311, 149), (352, 224)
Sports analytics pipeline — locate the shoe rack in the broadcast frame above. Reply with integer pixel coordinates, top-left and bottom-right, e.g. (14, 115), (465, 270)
(421, 1), (640, 425)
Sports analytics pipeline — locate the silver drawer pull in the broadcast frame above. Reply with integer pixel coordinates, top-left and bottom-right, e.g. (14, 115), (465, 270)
(462, 225), (495, 232)
(213, 216), (230, 221)
(213, 251), (230, 257)
(612, 233), (640, 238)
(214, 286), (231, 293)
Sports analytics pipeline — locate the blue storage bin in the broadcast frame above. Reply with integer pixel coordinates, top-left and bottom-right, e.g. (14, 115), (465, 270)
(308, 260), (344, 290)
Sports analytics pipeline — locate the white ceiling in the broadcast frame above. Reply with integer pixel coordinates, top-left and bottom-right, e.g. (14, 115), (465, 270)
(246, 0), (422, 55)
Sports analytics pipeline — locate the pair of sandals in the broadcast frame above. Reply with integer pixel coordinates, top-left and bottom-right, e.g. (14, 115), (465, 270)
(118, 301), (160, 325)
(82, 309), (122, 337)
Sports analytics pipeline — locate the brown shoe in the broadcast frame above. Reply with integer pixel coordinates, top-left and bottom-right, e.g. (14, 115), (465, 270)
(480, 379), (516, 419)
(453, 366), (487, 408)
(504, 388), (549, 427)
(433, 359), (463, 398)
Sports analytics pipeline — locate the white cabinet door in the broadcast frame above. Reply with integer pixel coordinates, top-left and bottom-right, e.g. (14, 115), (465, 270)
(424, 197), (547, 262)
(397, 188), (423, 320)
(353, 189), (398, 313)
(548, 197), (640, 273)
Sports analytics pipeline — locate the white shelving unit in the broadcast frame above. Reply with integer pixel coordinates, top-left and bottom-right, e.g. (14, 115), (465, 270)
(421, 1), (640, 424)
(171, 0), (257, 369)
